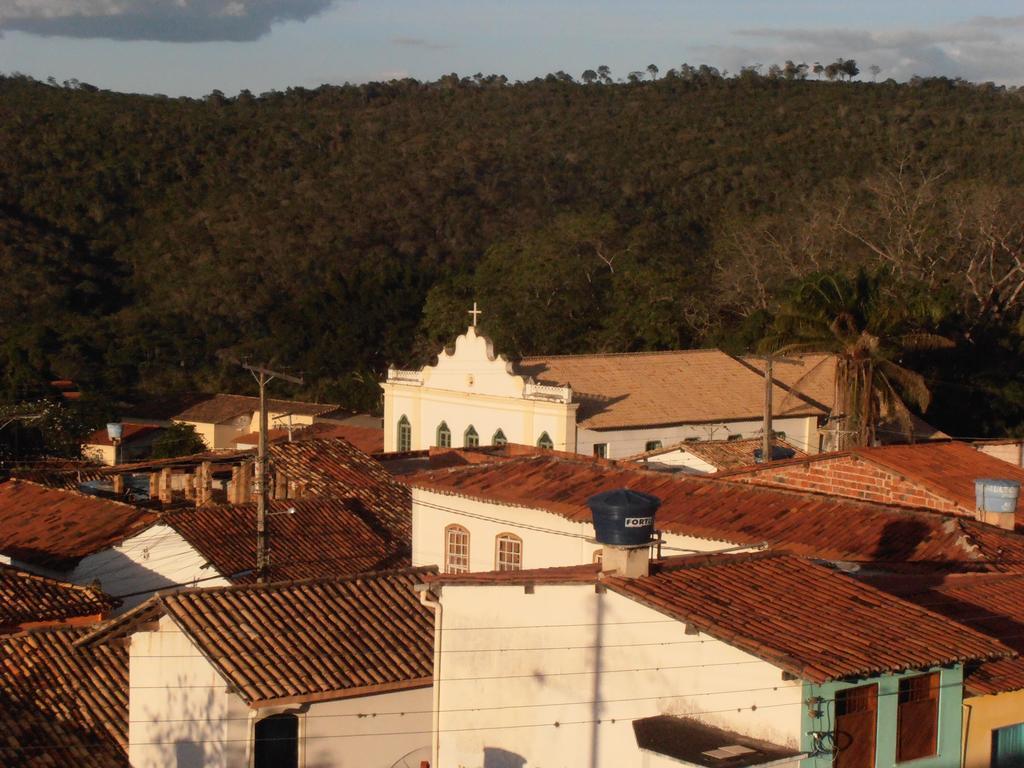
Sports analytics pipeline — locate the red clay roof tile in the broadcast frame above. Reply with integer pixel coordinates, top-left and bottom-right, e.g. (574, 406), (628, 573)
(0, 626), (128, 766)
(81, 567), (435, 706)
(429, 552), (1011, 683)
(512, 350), (826, 429)
(0, 481), (158, 569)
(163, 496), (408, 584)
(408, 455), (1024, 568)
(0, 565), (117, 631)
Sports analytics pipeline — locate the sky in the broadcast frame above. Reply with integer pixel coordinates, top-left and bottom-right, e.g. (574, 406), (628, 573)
(2, 1), (1024, 97)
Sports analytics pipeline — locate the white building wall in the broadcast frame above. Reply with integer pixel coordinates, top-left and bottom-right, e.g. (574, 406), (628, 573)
(633, 449), (719, 473)
(129, 615), (233, 768)
(130, 616), (432, 768)
(412, 490), (743, 572)
(295, 688), (432, 768)
(71, 524), (230, 611)
(434, 584), (803, 768)
(578, 415), (819, 460)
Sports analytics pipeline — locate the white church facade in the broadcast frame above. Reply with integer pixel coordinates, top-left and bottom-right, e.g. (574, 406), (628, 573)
(380, 312), (834, 459)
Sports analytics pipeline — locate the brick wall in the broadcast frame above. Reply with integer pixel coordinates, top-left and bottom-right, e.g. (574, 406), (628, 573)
(728, 455), (964, 515)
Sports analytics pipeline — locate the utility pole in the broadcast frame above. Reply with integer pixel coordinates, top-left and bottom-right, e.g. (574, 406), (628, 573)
(240, 362), (303, 583)
(747, 353), (803, 462)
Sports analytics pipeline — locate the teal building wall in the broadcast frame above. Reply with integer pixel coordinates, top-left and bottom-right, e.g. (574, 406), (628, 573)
(801, 666), (964, 768)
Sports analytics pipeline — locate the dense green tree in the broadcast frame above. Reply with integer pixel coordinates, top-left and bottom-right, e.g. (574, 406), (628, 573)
(1, 68), (1024, 439)
(151, 422), (208, 458)
(760, 270), (953, 448)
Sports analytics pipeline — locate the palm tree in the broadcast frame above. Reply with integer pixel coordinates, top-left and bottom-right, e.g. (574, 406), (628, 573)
(760, 269), (952, 448)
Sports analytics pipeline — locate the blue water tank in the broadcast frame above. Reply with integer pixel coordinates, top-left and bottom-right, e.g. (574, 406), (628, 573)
(587, 489), (660, 546)
(975, 479), (1021, 513)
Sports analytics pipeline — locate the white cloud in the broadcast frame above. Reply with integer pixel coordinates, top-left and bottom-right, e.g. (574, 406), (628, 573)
(0, 0), (336, 41)
(708, 16), (1024, 84)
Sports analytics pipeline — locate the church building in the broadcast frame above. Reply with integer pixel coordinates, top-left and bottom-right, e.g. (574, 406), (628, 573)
(380, 309), (833, 459)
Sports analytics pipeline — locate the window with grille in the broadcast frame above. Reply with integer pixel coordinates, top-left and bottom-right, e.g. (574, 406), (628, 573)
(464, 425), (479, 448)
(492, 429), (508, 447)
(444, 525), (470, 573)
(537, 432), (554, 450)
(593, 443), (608, 459)
(436, 422), (451, 448)
(254, 713), (298, 768)
(495, 533), (522, 571)
(896, 673), (939, 762)
(397, 416), (411, 452)
(645, 440), (662, 452)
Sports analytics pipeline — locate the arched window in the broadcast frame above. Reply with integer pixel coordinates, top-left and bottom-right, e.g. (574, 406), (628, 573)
(495, 533), (523, 571)
(444, 525), (470, 574)
(254, 713), (299, 768)
(464, 425), (479, 448)
(436, 421), (451, 448)
(492, 429), (508, 447)
(397, 415), (411, 452)
(537, 432), (554, 450)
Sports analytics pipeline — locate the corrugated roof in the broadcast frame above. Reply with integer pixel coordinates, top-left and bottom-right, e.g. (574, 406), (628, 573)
(0, 627), (128, 767)
(625, 438), (805, 468)
(429, 552), (1012, 683)
(865, 572), (1024, 696)
(511, 350), (825, 429)
(270, 438), (411, 540)
(174, 394), (341, 424)
(0, 481), (158, 569)
(0, 565), (117, 630)
(81, 568), (435, 706)
(408, 455), (1024, 568)
(163, 496), (408, 584)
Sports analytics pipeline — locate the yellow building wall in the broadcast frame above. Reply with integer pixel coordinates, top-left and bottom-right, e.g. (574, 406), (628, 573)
(964, 689), (1024, 768)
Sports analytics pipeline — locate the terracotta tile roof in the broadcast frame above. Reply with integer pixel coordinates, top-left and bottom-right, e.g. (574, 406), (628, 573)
(9, 463), (105, 490)
(83, 423), (161, 447)
(512, 350), (826, 430)
(865, 572), (1024, 695)
(739, 353), (838, 410)
(0, 480), (158, 569)
(855, 442), (1024, 512)
(81, 568), (436, 706)
(0, 627), (128, 766)
(232, 422), (384, 454)
(163, 496), (409, 584)
(269, 438), (411, 540)
(716, 441), (1024, 521)
(408, 455), (1024, 568)
(624, 438), (806, 468)
(431, 552), (1010, 682)
(174, 394), (340, 424)
(0, 565), (117, 631)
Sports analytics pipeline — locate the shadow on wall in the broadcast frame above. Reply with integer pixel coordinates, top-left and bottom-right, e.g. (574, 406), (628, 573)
(175, 740), (204, 766)
(484, 747), (527, 767)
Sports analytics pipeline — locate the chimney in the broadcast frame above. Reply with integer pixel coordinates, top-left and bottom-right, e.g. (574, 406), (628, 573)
(975, 479), (1021, 530)
(587, 489), (661, 579)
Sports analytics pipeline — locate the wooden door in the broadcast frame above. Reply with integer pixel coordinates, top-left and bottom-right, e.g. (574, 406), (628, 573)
(834, 684), (877, 768)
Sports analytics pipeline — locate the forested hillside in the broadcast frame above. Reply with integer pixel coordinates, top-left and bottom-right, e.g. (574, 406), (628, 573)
(1, 70), (1023, 438)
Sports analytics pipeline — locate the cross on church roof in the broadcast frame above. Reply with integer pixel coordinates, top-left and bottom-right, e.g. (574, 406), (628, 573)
(468, 302), (482, 328)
